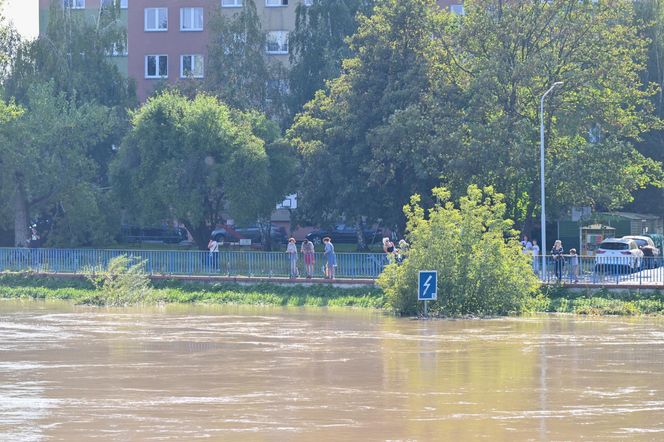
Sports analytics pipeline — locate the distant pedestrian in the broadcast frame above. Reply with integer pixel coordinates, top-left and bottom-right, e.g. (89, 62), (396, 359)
(396, 239), (409, 264)
(286, 238), (299, 278)
(382, 237), (396, 258)
(323, 237), (336, 279)
(568, 248), (579, 283)
(207, 237), (220, 272)
(531, 239), (540, 275)
(551, 240), (564, 282)
(300, 239), (315, 278)
(521, 235), (533, 254)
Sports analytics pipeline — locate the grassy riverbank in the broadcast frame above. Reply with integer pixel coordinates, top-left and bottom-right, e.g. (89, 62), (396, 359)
(0, 274), (385, 309)
(0, 273), (663, 315)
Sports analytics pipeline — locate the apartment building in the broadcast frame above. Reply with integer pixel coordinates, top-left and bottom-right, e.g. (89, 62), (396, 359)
(40, 1), (463, 101)
(40, 0), (307, 100)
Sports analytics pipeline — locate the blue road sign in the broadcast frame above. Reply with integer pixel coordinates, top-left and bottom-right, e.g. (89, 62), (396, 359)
(418, 270), (437, 301)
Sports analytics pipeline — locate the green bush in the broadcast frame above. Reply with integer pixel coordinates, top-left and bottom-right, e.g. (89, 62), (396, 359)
(377, 185), (540, 316)
(85, 255), (153, 306)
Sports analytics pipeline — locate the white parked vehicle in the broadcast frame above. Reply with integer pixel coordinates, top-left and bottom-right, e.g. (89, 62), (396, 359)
(595, 238), (644, 272)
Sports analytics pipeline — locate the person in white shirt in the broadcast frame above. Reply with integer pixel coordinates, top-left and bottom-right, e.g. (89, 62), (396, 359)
(286, 238), (299, 278)
(207, 238), (220, 272)
(531, 239), (540, 275)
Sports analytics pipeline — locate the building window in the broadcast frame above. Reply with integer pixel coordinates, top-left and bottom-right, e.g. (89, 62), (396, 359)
(450, 5), (465, 16)
(303, 0), (313, 5)
(222, 0), (243, 7)
(145, 55), (168, 78)
(120, 0), (127, 9)
(64, 0), (85, 8)
(181, 55), (204, 78)
(266, 0), (288, 7)
(266, 31), (288, 54)
(180, 8), (203, 31)
(145, 8), (168, 32)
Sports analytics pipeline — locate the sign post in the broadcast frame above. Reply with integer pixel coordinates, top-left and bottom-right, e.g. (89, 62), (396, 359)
(418, 270), (437, 317)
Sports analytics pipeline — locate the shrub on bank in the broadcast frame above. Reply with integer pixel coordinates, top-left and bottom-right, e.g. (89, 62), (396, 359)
(377, 185), (540, 316)
(84, 255), (153, 306)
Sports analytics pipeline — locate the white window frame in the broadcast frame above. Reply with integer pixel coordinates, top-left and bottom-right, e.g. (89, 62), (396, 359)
(266, 30), (288, 55)
(64, 0), (85, 9)
(145, 55), (168, 79)
(180, 54), (204, 78)
(180, 8), (204, 31)
(266, 0), (288, 7)
(144, 8), (168, 32)
(222, 0), (243, 7)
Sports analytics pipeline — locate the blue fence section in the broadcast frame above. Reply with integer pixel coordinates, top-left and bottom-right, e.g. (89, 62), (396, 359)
(0, 248), (662, 286)
(0, 248), (390, 279)
(534, 255), (664, 287)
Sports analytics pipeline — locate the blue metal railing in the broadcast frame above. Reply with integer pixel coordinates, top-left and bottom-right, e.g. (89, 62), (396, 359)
(0, 247), (390, 279)
(0, 248), (662, 286)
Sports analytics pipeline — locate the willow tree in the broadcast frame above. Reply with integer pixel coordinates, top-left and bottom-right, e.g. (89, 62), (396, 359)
(111, 92), (277, 249)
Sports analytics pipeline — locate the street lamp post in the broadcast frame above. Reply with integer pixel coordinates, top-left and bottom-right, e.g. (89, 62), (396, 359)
(540, 82), (563, 277)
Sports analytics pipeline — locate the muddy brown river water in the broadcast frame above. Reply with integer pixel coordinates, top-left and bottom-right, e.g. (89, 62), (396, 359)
(1, 300), (664, 441)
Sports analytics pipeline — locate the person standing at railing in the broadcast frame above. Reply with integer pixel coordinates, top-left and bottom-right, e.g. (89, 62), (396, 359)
(551, 240), (565, 282)
(286, 238), (299, 279)
(532, 239), (540, 276)
(323, 237), (336, 279)
(568, 248), (579, 283)
(300, 239), (315, 279)
(207, 237), (220, 272)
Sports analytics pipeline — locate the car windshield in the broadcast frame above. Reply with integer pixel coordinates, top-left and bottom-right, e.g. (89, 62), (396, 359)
(600, 242), (629, 251)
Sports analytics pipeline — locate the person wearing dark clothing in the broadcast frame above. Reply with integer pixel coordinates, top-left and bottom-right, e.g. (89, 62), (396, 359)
(551, 240), (565, 282)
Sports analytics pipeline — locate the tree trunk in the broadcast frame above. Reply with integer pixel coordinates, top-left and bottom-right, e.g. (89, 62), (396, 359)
(258, 218), (272, 251)
(14, 176), (29, 247)
(186, 221), (211, 250)
(355, 218), (368, 252)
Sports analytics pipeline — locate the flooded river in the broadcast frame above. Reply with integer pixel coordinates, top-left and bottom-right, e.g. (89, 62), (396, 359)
(2, 300), (664, 441)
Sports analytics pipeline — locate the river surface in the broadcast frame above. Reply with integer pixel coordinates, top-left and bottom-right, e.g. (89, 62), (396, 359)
(1, 300), (664, 441)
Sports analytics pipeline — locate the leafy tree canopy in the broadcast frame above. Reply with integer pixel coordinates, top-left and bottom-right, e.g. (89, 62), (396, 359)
(111, 92), (289, 249)
(378, 185), (540, 316)
(0, 82), (118, 246)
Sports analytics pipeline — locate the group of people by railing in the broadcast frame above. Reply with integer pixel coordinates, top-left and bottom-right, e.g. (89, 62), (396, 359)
(285, 237), (338, 279)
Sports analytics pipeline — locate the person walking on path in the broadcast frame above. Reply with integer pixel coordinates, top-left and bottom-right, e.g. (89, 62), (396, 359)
(323, 237), (336, 279)
(207, 237), (220, 272)
(551, 240), (565, 282)
(286, 238), (299, 279)
(300, 238), (315, 278)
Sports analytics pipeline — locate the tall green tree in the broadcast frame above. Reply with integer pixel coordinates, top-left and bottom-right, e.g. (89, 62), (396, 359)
(1, 2), (135, 245)
(4, 2), (133, 108)
(111, 92), (278, 250)
(631, 0), (664, 216)
(0, 83), (117, 246)
(445, 0), (662, 236)
(288, 0), (459, 247)
(287, 0), (373, 118)
(206, 0), (285, 119)
(289, 0), (663, 249)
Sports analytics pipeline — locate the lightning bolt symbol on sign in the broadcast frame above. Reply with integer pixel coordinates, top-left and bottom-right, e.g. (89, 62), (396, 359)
(423, 275), (432, 296)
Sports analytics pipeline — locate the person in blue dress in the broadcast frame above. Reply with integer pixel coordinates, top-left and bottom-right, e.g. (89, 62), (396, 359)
(323, 237), (336, 279)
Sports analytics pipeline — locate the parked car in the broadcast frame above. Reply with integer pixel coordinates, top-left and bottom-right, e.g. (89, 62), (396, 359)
(120, 225), (188, 244)
(306, 224), (383, 245)
(622, 235), (661, 268)
(211, 224), (287, 244)
(594, 238), (644, 272)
